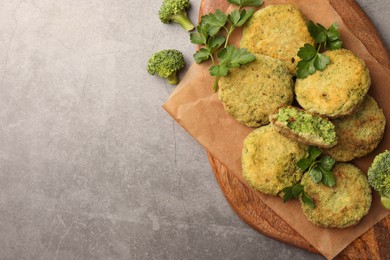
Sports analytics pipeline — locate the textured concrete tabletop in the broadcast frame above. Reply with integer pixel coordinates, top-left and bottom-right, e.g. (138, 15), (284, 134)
(0, 0), (389, 259)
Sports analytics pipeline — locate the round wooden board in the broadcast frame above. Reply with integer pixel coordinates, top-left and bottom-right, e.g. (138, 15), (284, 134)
(200, 0), (390, 259)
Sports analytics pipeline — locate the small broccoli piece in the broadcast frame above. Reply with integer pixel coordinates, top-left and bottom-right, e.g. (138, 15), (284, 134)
(368, 150), (390, 210)
(147, 49), (185, 85)
(159, 0), (195, 31)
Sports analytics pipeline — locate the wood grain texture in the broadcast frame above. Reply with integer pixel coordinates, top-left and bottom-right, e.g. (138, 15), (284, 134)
(329, 0), (390, 69)
(200, 0), (390, 258)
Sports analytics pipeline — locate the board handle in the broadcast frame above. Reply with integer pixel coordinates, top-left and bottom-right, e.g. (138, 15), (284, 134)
(330, 0), (390, 69)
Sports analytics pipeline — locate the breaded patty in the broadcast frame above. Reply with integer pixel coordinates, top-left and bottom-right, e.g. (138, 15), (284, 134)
(218, 55), (293, 127)
(301, 163), (372, 228)
(242, 125), (308, 195)
(270, 106), (337, 148)
(323, 95), (386, 161)
(295, 49), (371, 118)
(241, 5), (314, 74)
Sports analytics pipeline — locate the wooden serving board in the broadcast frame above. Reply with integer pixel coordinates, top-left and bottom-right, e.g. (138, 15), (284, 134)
(200, 0), (390, 258)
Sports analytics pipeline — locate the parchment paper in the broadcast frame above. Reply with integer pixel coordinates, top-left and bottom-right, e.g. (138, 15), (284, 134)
(163, 0), (390, 258)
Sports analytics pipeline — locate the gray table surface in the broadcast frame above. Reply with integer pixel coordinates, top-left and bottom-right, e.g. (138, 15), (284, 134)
(0, 0), (388, 259)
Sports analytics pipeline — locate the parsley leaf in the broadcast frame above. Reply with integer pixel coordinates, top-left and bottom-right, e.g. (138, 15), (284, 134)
(202, 10), (228, 36)
(309, 166), (323, 183)
(297, 21), (342, 79)
(228, 8), (255, 27)
(190, 23), (209, 45)
(292, 184), (304, 198)
(297, 158), (313, 172)
(208, 36), (226, 52)
(296, 59), (316, 79)
(298, 43), (317, 61)
(217, 46), (255, 68)
(210, 46), (255, 91)
(237, 8), (255, 26)
(228, 0), (264, 8)
(308, 146), (322, 160)
(327, 40), (343, 51)
(230, 47), (256, 67)
(281, 183), (315, 208)
(321, 167), (336, 187)
(302, 191), (315, 209)
(282, 186), (294, 202)
(209, 64), (229, 77)
(314, 53), (330, 71)
(297, 146), (321, 171)
(320, 155), (336, 171)
(194, 48), (211, 64)
(308, 21), (327, 44)
(327, 23), (340, 41)
(308, 21), (342, 50)
(297, 44), (330, 79)
(191, 27), (225, 64)
(217, 45), (235, 64)
(227, 9), (241, 26)
(326, 23), (343, 50)
(224, 9), (255, 48)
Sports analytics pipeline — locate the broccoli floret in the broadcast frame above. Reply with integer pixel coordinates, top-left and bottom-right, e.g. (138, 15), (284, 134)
(159, 0), (195, 31)
(147, 49), (185, 85)
(368, 150), (390, 210)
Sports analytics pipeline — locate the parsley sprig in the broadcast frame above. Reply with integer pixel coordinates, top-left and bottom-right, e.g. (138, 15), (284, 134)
(282, 183), (315, 209)
(209, 45), (256, 91)
(298, 146), (336, 187)
(190, 0), (263, 91)
(282, 147), (337, 208)
(225, 8), (256, 47)
(308, 21), (343, 50)
(296, 21), (343, 79)
(228, 0), (264, 8)
(191, 23), (226, 64)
